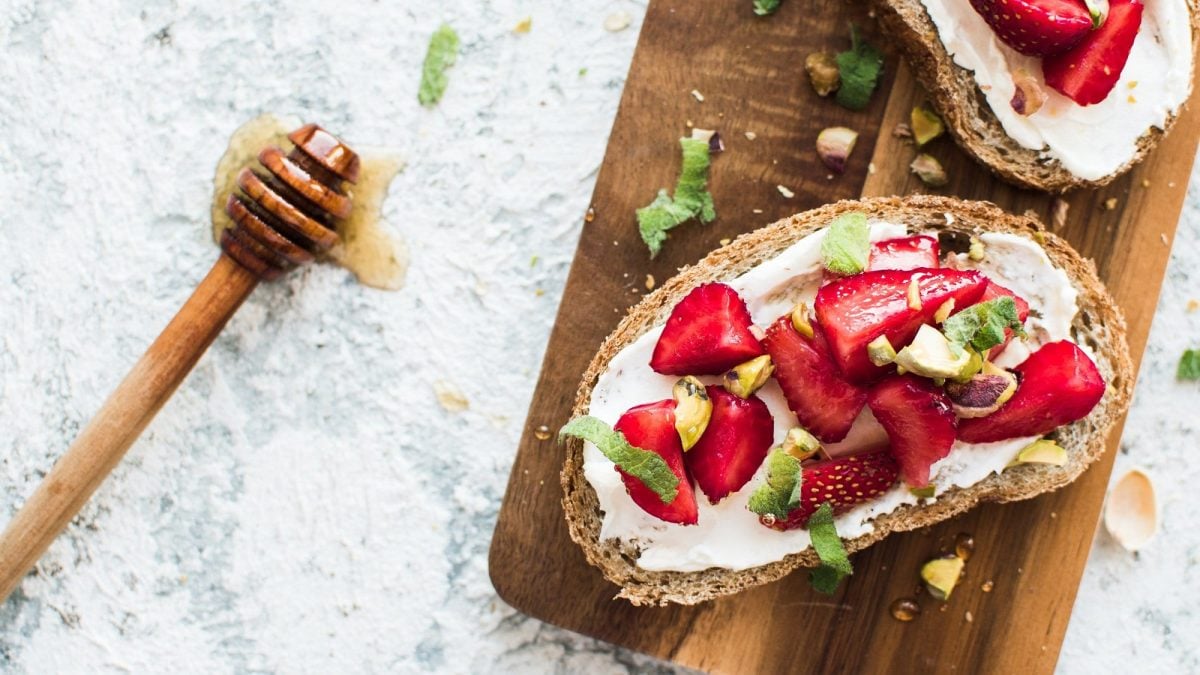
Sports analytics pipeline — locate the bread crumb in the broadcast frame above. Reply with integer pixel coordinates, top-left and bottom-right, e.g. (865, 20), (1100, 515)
(686, 119), (694, 128)
(753, 208), (763, 214)
(777, 185), (795, 198)
(1160, 233), (1169, 246)
(603, 11), (631, 32)
(691, 89), (705, 102)
(434, 381), (470, 412)
(1141, 179), (1151, 188)
(893, 123), (913, 139)
(719, 238), (731, 246)
(513, 16), (532, 33)
(1128, 80), (1138, 89)
(1186, 299), (1198, 312)
(869, 162), (877, 174)
(1104, 197), (1118, 210)
(1128, 94), (1137, 104)
(645, 274), (655, 290)
(745, 131), (757, 140)
(965, 611), (974, 623)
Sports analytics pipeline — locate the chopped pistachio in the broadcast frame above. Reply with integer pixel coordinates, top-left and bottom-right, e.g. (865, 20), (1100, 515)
(910, 485), (936, 499)
(907, 276), (923, 311)
(805, 52), (841, 97)
(910, 154), (948, 187)
(723, 355), (775, 399)
(817, 126), (858, 174)
(895, 324), (974, 380)
(867, 335), (897, 366)
(1014, 439), (1068, 466)
(781, 426), (822, 461)
(791, 303), (815, 339)
(673, 376), (712, 451)
(947, 367), (1018, 418)
(910, 107), (945, 146)
(968, 237), (986, 261)
(1010, 68), (1048, 116)
(934, 298), (956, 324)
(921, 556), (965, 601)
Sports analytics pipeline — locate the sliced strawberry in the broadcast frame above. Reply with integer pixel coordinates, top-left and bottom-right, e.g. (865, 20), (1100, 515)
(686, 386), (774, 503)
(1043, 0), (1144, 105)
(958, 341), (1105, 443)
(869, 235), (940, 271)
(650, 283), (765, 376)
(968, 280), (1030, 355)
(814, 269), (989, 383)
(968, 0), (1093, 57)
(867, 375), (958, 487)
(613, 400), (699, 525)
(764, 451), (900, 530)
(762, 316), (868, 443)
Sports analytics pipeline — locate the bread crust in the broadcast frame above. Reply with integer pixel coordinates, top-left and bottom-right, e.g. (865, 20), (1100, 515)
(560, 196), (1134, 606)
(869, 0), (1199, 193)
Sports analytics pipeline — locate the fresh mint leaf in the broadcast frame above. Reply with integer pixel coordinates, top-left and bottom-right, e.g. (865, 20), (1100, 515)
(637, 137), (717, 258)
(835, 25), (883, 111)
(942, 297), (1025, 354)
(820, 212), (871, 275)
(1178, 349), (1200, 381)
(807, 503), (852, 594)
(754, 0), (783, 16)
(748, 449), (803, 519)
(418, 24), (460, 107)
(559, 416), (680, 504)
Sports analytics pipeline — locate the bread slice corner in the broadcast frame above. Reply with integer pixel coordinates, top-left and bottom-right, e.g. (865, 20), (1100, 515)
(869, 0), (1199, 193)
(560, 196), (1134, 606)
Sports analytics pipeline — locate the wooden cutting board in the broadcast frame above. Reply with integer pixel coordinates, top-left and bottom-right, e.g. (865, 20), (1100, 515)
(489, 1), (1200, 672)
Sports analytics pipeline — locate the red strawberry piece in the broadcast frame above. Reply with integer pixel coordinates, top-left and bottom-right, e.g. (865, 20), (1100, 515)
(1043, 0), (1144, 105)
(650, 283), (765, 376)
(968, 0), (1093, 58)
(612, 400), (699, 525)
(867, 375), (958, 487)
(869, 235), (940, 271)
(762, 316), (868, 443)
(958, 341), (1105, 443)
(685, 386), (775, 503)
(764, 450), (900, 530)
(969, 280), (1030, 355)
(814, 268), (989, 383)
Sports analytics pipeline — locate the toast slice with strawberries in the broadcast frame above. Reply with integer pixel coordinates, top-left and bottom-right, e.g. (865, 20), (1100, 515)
(559, 196), (1133, 606)
(869, 0), (1198, 192)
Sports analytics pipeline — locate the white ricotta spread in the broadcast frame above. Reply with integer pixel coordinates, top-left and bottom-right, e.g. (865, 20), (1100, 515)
(583, 222), (1080, 572)
(919, 0), (1193, 181)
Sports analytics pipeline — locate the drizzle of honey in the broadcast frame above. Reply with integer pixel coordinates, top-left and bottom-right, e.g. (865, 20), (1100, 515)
(211, 113), (408, 291)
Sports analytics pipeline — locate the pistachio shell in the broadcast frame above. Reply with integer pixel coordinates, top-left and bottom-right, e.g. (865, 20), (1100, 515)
(1104, 468), (1158, 551)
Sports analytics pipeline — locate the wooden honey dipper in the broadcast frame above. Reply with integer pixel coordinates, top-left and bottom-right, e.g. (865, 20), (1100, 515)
(0, 123), (359, 601)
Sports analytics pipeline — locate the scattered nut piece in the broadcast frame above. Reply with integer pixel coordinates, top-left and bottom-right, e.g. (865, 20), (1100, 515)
(911, 107), (945, 146)
(752, 208), (763, 214)
(777, 184), (796, 199)
(805, 52), (841, 97)
(645, 274), (655, 290)
(921, 556), (965, 601)
(791, 303), (815, 339)
(968, 237), (986, 261)
(909, 485), (936, 500)
(719, 237), (732, 246)
(691, 89), (705, 102)
(1104, 197), (1119, 210)
(1008, 439), (1068, 467)
(745, 131), (757, 141)
(781, 426), (821, 461)
(1010, 68), (1048, 116)
(434, 380), (470, 412)
(934, 299), (956, 324)
(723, 355), (775, 399)
(1187, 299), (1199, 312)
(907, 277), (923, 311)
(1105, 468), (1158, 551)
(513, 16), (533, 33)
(910, 154), (948, 187)
(817, 126), (859, 173)
(603, 11), (631, 32)
(1142, 179), (1151, 187)
(867, 335), (897, 366)
(893, 122), (913, 139)
(673, 376), (713, 451)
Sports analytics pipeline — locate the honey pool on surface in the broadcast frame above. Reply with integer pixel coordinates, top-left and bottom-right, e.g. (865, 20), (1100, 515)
(211, 114), (408, 290)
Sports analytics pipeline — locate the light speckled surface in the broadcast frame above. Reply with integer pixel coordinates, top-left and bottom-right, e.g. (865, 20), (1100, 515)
(0, 1), (1195, 672)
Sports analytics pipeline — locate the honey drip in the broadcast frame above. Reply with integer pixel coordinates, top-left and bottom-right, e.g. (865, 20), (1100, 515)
(212, 114), (408, 290)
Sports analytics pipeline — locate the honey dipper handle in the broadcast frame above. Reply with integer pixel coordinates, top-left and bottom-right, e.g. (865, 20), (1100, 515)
(0, 253), (258, 601)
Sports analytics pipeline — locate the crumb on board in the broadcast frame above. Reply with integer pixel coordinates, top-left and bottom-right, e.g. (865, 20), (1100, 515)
(691, 89), (705, 102)
(1104, 197), (1118, 210)
(777, 185), (795, 199)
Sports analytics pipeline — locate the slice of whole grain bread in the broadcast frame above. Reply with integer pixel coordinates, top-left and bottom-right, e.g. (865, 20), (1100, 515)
(560, 196), (1133, 606)
(869, 0), (1198, 193)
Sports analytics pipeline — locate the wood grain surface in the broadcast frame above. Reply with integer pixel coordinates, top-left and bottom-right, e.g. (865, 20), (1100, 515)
(489, 1), (1200, 672)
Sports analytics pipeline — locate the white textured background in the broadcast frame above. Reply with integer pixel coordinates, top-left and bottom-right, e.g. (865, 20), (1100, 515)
(0, 1), (1195, 672)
